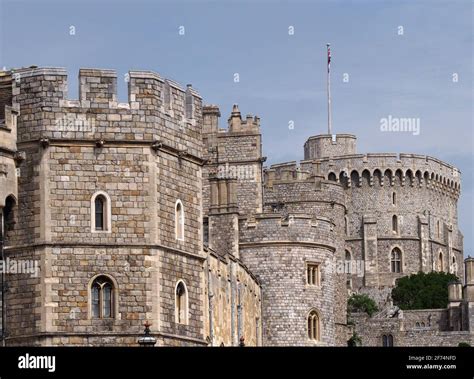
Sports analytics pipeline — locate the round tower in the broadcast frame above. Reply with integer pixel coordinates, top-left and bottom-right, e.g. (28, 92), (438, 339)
(305, 134), (463, 295)
(304, 134), (357, 159)
(239, 162), (348, 346)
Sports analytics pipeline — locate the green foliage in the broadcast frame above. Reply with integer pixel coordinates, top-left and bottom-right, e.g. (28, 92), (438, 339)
(347, 332), (362, 347)
(457, 342), (471, 347)
(391, 271), (458, 310)
(348, 294), (378, 317)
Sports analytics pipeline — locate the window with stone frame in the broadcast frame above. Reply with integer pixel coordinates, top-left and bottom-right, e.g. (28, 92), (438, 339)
(175, 280), (188, 324)
(2, 195), (16, 235)
(306, 263), (320, 286)
(391, 248), (402, 273)
(382, 334), (394, 347)
(94, 196), (105, 231)
(307, 310), (321, 341)
(392, 215), (398, 234)
(91, 276), (114, 319)
(175, 200), (185, 241)
(438, 252), (444, 272)
(91, 191), (111, 233)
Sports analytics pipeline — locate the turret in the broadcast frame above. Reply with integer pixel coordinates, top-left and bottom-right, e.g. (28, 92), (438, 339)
(208, 176), (239, 259)
(304, 134), (357, 159)
(203, 104), (220, 134)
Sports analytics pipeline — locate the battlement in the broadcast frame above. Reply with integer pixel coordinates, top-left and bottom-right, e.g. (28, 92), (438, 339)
(262, 160), (345, 209)
(203, 104), (260, 135)
(264, 161), (317, 183)
(239, 213), (337, 250)
(311, 153), (461, 198)
(6, 66), (204, 156)
(10, 66), (201, 115)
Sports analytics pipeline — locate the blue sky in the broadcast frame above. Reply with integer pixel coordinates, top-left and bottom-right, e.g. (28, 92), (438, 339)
(1, 0), (472, 255)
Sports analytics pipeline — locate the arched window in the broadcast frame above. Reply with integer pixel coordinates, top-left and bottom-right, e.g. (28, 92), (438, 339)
(339, 171), (348, 187)
(328, 172), (337, 182)
(350, 170), (360, 187)
(91, 191), (111, 232)
(373, 169), (382, 186)
(395, 170), (403, 185)
(344, 216), (349, 236)
(392, 215), (398, 234)
(90, 275), (115, 319)
(392, 192), (396, 206)
(361, 170), (371, 186)
(175, 280), (188, 324)
(175, 200), (184, 241)
(307, 310), (320, 341)
(345, 250), (352, 274)
(391, 248), (402, 273)
(421, 322), (425, 328)
(2, 195), (16, 236)
(95, 196), (105, 230)
(415, 322), (420, 328)
(452, 256), (457, 274)
(438, 252), (444, 272)
(382, 334), (394, 347)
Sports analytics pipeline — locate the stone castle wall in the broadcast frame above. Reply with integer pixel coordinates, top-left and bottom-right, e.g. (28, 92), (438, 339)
(204, 249), (262, 346)
(0, 66), (470, 348)
(352, 312), (474, 347)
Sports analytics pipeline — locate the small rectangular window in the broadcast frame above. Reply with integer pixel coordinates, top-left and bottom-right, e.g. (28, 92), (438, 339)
(307, 263), (320, 286)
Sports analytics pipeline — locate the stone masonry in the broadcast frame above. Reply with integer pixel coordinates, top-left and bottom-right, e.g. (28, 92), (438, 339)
(0, 66), (472, 347)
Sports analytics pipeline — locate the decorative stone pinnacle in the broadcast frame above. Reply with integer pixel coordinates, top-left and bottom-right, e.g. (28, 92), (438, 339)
(231, 104), (240, 116)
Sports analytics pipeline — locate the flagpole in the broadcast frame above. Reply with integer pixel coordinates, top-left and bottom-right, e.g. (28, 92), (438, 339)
(327, 43), (332, 135)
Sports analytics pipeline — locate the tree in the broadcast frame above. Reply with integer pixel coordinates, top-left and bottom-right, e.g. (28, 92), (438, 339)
(348, 294), (378, 317)
(347, 332), (362, 347)
(391, 271), (458, 310)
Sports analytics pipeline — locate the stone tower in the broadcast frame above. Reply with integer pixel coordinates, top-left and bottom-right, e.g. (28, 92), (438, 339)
(1, 66), (207, 346)
(239, 162), (348, 345)
(202, 104), (264, 217)
(306, 133), (463, 300)
(0, 66), (262, 347)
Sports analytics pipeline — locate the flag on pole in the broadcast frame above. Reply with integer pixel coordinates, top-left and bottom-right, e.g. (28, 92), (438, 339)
(327, 44), (331, 72)
(326, 43), (332, 134)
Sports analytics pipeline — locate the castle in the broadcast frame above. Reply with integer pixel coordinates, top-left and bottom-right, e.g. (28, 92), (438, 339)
(0, 67), (472, 346)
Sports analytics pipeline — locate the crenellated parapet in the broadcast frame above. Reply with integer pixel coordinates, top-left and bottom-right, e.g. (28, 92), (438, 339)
(263, 160), (345, 210)
(319, 154), (461, 199)
(9, 67), (203, 158)
(239, 213), (337, 250)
